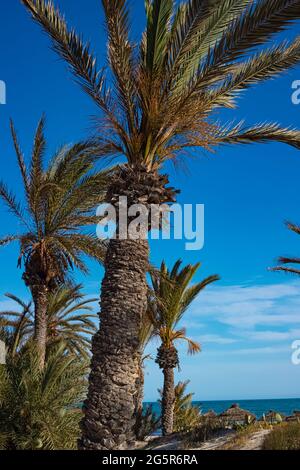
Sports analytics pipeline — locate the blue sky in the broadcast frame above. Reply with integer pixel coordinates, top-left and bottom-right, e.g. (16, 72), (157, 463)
(1, 0), (300, 401)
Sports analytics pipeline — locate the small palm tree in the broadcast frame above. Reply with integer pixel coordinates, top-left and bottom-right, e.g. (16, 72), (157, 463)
(148, 260), (219, 435)
(0, 342), (87, 450)
(22, 0), (300, 448)
(271, 221), (300, 275)
(0, 118), (108, 367)
(0, 285), (98, 359)
(159, 380), (202, 433)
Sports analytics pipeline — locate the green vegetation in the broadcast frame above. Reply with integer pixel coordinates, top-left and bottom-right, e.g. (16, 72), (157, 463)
(149, 260), (219, 435)
(173, 381), (202, 433)
(20, 0), (300, 449)
(0, 119), (108, 368)
(0, 285), (97, 359)
(262, 422), (300, 450)
(0, 343), (87, 450)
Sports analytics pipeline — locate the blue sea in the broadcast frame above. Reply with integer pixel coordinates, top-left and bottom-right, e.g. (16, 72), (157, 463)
(144, 398), (300, 419)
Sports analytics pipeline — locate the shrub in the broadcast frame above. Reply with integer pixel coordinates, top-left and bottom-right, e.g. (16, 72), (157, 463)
(184, 416), (225, 446)
(262, 422), (300, 450)
(134, 405), (160, 441)
(173, 381), (202, 433)
(0, 342), (88, 450)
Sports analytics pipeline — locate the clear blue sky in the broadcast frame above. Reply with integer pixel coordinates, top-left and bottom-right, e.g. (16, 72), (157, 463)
(1, 0), (300, 401)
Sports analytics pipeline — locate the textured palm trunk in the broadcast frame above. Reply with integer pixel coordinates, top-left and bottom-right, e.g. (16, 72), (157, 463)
(161, 367), (175, 436)
(31, 283), (48, 369)
(80, 238), (149, 450)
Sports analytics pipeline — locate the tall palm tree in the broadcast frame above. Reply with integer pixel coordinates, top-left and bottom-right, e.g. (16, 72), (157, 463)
(21, 0), (300, 448)
(0, 118), (108, 368)
(0, 285), (98, 359)
(148, 260), (219, 435)
(271, 221), (300, 275)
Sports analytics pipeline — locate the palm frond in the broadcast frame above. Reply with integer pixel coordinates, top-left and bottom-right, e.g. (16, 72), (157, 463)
(199, 0), (300, 89)
(21, 1), (110, 112)
(10, 119), (30, 196)
(286, 220), (300, 235)
(0, 235), (20, 247)
(145, 0), (174, 73)
(215, 121), (300, 149)
(101, 0), (137, 132)
(0, 182), (29, 228)
(212, 37), (300, 103)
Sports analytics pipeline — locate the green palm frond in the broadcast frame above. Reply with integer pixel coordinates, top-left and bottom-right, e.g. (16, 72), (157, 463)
(0, 235), (20, 247)
(215, 121), (300, 149)
(0, 182), (29, 228)
(0, 117), (109, 288)
(102, 0), (137, 131)
(199, 0), (300, 89)
(286, 221), (300, 235)
(21, 0), (300, 169)
(172, 0), (251, 93)
(21, 0), (108, 110)
(0, 285), (97, 359)
(9, 120), (30, 196)
(145, 0), (174, 73)
(212, 37), (300, 103)
(148, 259), (218, 353)
(0, 342), (87, 449)
(271, 219), (300, 277)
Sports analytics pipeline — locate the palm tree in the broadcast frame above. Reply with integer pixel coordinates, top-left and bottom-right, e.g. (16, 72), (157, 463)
(271, 221), (300, 275)
(21, 0), (300, 448)
(0, 118), (108, 368)
(159, 380), (202, 433)
(0, 285), (98, 359)
(0, 342), (87, 450)
(148, 260), (219, 435)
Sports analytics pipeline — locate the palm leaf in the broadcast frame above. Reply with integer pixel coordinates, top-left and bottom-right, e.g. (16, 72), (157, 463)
(216, 121), (300, 149)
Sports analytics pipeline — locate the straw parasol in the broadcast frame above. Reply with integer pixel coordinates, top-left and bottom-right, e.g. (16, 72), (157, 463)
(219, 403), (256, 426)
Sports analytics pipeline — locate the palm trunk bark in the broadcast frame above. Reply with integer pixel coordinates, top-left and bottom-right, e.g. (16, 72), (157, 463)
(161, 367), (175, 436)
(80, 238), (149, 450)
(31, 283), (48, 369)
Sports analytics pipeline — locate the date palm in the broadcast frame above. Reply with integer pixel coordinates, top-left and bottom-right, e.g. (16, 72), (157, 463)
(0, 285), (98, 359)
(21, 0), (300, 448)
(0, 118), (108, 368)
(271, 221), (300, 275)
(148, 260), (219, 435)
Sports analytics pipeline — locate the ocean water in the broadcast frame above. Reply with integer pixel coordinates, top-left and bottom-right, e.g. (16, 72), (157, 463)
(144, 398), (300, 419)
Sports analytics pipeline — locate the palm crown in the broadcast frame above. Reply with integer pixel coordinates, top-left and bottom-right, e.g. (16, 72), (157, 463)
(0, 117), (108, 287)
(21, 0), (300, 171)
(0, 285), (98, 359)
(148, 260), (219, 354)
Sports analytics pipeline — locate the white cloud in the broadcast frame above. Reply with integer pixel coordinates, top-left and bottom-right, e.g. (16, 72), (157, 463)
(188, 280), (300, 331)
(197, 334), (237, 345)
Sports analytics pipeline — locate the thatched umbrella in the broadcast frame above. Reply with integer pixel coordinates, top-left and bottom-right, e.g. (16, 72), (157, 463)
(285, 410), (300, 422)
(219, 403), (256, 426)
(203, 410), (217, 419)
(263, 410), (284, 424)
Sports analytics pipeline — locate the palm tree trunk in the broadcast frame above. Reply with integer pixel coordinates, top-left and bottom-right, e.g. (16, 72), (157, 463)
(161, 367), (175, 436)
(31, 284), (48, 369)
(80, 238), (149, 450)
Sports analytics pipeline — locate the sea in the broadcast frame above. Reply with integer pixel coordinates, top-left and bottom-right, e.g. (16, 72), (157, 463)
(144, 398), (300, 419)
